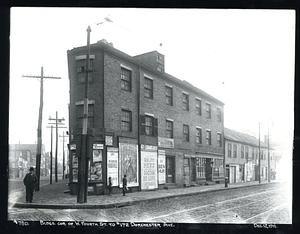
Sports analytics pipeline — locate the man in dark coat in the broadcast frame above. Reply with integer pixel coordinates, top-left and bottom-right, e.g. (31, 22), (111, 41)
(23, 167), (37, 203)
(122, 174), (127, 196)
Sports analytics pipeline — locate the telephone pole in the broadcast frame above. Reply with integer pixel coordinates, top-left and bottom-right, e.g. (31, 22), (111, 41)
(23, 67), (60, 191)
(59, 131), (68, 180)
(48, 112), (66, 182)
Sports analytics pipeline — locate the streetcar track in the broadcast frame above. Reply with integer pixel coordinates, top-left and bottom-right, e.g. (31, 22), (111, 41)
(141, 189), (284, 222)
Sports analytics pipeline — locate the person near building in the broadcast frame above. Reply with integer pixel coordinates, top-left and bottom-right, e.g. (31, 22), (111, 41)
(23, 167), (37, 203)
(122, 174), (128, 196)
(108, 177), (112, 196)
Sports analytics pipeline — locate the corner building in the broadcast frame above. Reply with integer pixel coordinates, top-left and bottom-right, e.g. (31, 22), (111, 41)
(67, 40), (225, 195)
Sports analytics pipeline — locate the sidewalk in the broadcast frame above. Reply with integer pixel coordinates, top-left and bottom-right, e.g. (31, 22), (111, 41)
(12, 179), (277, 209)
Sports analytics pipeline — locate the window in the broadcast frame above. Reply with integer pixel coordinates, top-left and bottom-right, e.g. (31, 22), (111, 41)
(217, 108), (221, 122)
(196, 99), (201, 115)
(228, 143), (232, 158)
(183, 125), (189, 141)
(183, 93), (189, 111)
(206, 130), (211, 145)
(252, 148), (255, 159)
(144, 77), (153, 99)
(206, 103), (211, 119)
(121, 110), (132, 132)
(241, 146), (245, 158)
(145, 116), (153, 135)
(76, 104), (94, 129)
(165, 86), (173, 105)
(121, 67), (131, 91)
(212, 159), (224, 177)
(196, 158), (206, 178)
(245, 147), (249, 159)
(233, 144), (237, 158)
(140, 115), (158, 136)
(184, 158), (189, 176)
(77, 60), (94, 82)
(166, 120), (173, 138)
(217, 133), (222, 147)
(196, 128), (202, 144)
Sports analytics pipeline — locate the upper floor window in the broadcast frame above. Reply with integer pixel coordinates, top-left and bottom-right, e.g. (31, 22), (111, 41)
(183, 124), (189, 141)
(206, 130), (211, 145)
(196, 99), (201, 115)
(217, 107), (221, 122)
(144, 77), (153, 99)
(217, 133), (222, 147)
(245, 146), (249, 159)
(206, 103), (211, 119)
(76, 104), (94, 129)
(196, 128), (202, 144)
(165, 86), (173, 105)
(241, 146), (245, 158)
(228, 143), (232, 157)
(166, 120), (173, 138)
(121, 67), (131, 91)
(233, 144), (237, 158)
(140, 115), (158, 136)
(77, 60), (94, 82)
(183, 93), (189, 111)
(121, 110), (132, 132)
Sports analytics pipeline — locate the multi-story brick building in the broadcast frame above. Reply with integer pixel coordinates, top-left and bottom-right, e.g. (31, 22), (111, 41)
(67, 40), (225, 195)
(224, 128), (273, 184)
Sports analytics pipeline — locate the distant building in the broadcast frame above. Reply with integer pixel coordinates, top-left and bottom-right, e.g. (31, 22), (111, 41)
(224, 128), (274, 183)
(67, 40), (225, 195)
(9, 144), (46, 179)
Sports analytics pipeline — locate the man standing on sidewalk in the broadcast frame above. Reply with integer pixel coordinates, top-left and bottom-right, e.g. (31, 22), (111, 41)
(23, 167), (37, 203)
(122, 175), (128, 196)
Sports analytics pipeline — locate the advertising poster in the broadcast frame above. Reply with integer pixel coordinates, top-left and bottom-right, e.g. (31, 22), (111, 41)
(119, 143), (138, 187)
(141, 151), (157, 190)
(158, 150), (166, 184)
(107, 147), (119, 187)
(93, 150), (102, 162)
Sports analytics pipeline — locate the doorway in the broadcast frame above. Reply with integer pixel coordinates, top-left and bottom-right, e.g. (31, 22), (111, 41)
(191, 158), (196, 182)
(166, 156), (175, 183)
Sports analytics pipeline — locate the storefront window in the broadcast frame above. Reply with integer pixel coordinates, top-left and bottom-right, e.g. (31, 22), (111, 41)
(213, 159), (224, 178)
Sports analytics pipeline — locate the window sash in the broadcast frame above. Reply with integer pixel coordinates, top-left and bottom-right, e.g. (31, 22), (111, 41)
(121, 110), (131, 131)
(196, 99), (201, 115)
(121, 68), (131, 91)
(206, 131), (211, 145)
(145, 116), (153, 135)
(166, 121), (173, 138)
(183, 125), (189, 141)
(196, 128), (202, 144)
(183, 94), (189, 110)
(206, 103), (211, 118)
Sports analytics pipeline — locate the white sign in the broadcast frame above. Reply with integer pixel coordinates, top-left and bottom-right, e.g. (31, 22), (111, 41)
(107, 148), (119, 187)
(141, 151), (158, 190)
(158, 150), (166, 184)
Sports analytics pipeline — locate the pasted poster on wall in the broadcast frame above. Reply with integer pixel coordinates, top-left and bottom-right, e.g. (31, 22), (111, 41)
(107, 147), (119, 187)
(158, 150), (166, 184)
(119, 143), (138, 187)
(93, 150), (102, 162)
(141, 150), (157, 190)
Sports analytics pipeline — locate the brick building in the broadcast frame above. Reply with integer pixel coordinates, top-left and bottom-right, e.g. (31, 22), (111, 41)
(224, 128), (273, 183)
(67, 40), (225, 195)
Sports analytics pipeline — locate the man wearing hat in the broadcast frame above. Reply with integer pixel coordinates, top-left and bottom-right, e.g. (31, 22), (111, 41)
(23, 167), (37, 203)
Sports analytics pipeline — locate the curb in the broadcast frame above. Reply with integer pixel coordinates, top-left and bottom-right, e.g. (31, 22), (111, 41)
(12, 182), (274, 209)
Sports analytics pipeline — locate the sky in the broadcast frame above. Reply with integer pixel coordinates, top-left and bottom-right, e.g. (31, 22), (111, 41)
(9, 8), (295, 169)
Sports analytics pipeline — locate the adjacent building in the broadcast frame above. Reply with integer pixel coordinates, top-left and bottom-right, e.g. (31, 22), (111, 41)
(9, 144), (46, 179)
(224, 128), (274, 184)
(67, 40), (225, 195)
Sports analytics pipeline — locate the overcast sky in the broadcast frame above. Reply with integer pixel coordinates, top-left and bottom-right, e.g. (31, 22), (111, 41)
(9, 8), (295, 167)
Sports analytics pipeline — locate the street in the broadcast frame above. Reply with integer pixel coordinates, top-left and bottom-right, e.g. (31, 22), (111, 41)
(8, 182), (291, 224)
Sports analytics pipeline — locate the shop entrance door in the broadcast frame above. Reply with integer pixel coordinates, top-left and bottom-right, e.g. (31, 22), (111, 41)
(206, 158), (212, 181)
(191, 158), (196, 182)
(166, 156), (175, 183)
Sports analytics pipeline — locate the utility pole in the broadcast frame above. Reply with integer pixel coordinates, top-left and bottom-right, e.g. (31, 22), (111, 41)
(48, 112), (66, 182)
(59, 131), (68, 180)
(23, 67), (60, 191)
(77, 26), (94, 203)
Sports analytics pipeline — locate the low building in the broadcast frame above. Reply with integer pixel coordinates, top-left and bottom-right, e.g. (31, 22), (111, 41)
(224, 128), (274, 183)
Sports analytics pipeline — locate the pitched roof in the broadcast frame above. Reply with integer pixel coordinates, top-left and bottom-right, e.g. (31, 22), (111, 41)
(224, 128), (268, 148)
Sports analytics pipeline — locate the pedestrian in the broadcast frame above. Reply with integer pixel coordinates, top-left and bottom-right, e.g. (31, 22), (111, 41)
(108, 177), (112, 196)
(23, 167), (37, 203)
(122, 174), (128, 196)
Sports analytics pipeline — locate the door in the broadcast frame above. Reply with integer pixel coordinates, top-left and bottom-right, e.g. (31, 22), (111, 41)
(166, 156), (175, 183)
(230, 166), (236, 183)
(206, 158), (212, 181)
(191, 158), (196, 182)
